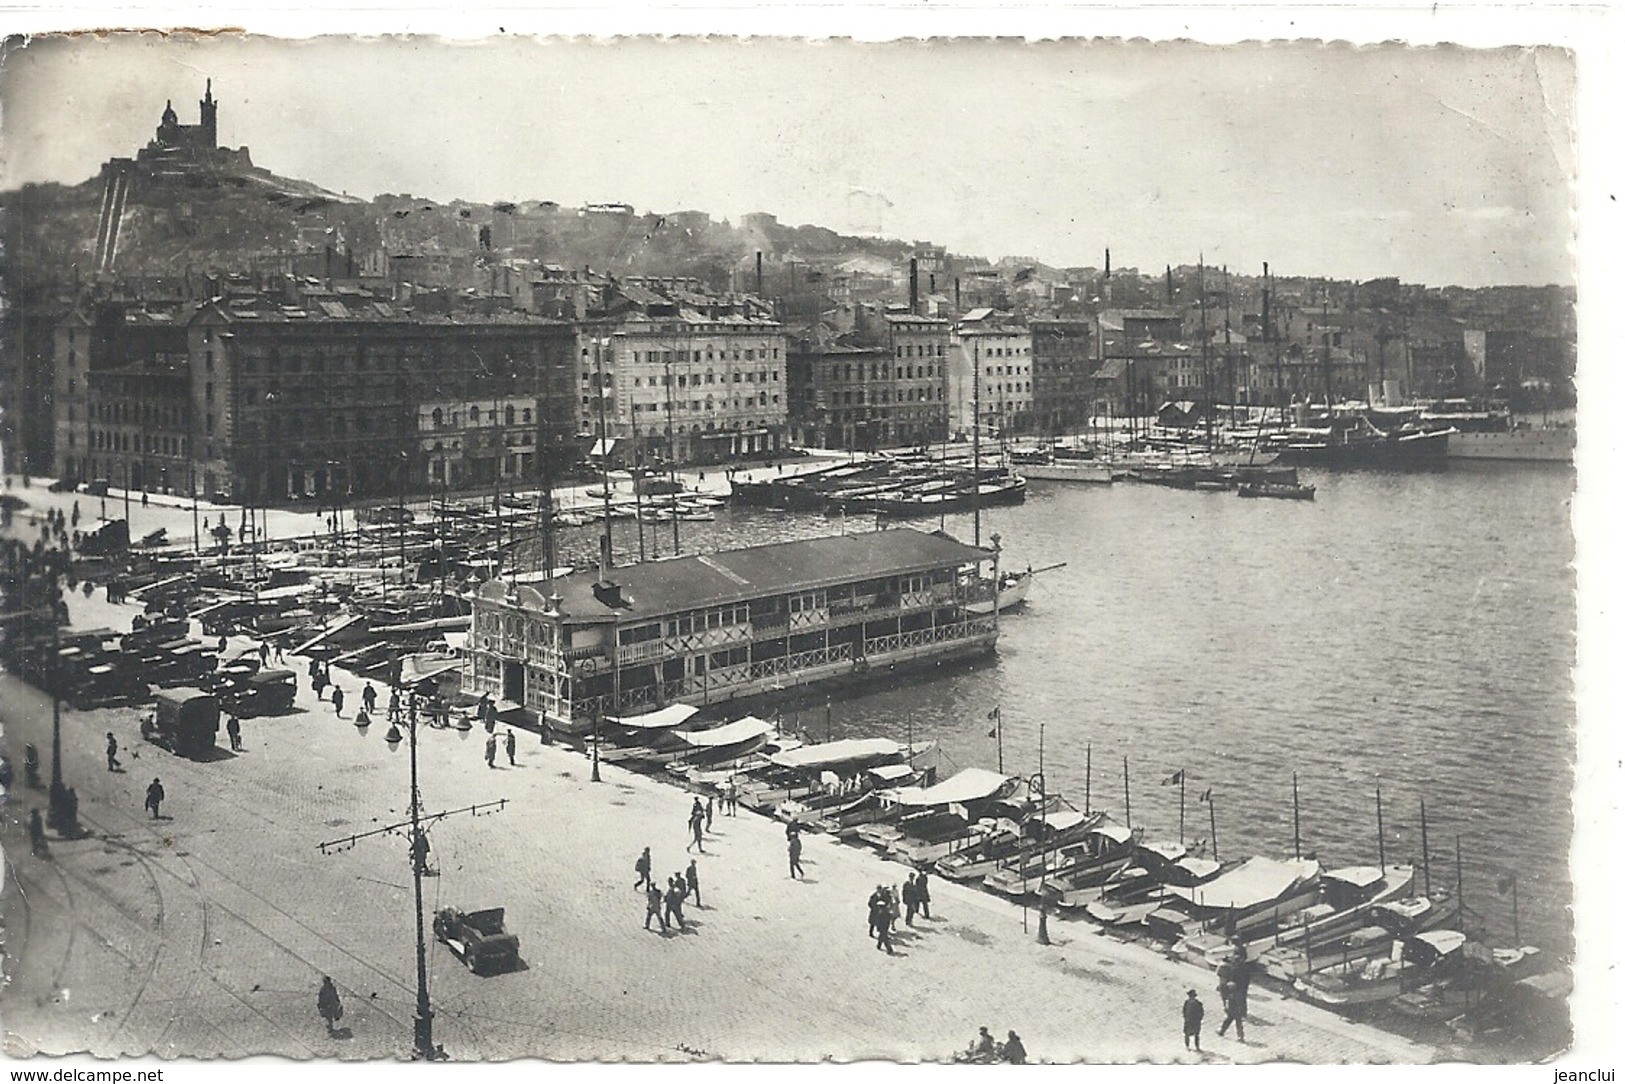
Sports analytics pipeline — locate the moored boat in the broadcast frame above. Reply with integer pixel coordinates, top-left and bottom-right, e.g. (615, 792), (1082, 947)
(1237, 481), (1316, 501)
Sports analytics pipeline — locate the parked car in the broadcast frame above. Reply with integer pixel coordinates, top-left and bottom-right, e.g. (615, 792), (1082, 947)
(432, 907), (520, 975)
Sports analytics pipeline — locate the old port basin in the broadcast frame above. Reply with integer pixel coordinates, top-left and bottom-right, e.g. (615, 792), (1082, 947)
(0, 438), (1575, 1063)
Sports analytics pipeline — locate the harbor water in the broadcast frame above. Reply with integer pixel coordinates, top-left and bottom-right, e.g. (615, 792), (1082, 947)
(550, 461), (1577, 959)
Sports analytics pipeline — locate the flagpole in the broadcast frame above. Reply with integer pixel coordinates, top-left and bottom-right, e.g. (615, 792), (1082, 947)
(1420, 797), (1432, 897)
(1179, 768), (1186, 847)
(1122, 756), (1131, 830)
(1292, 771), (1302, 859)
(1375, 785), (1386, 875)
(996, 706), (1003, 775)
(1084, 743), (1091, 814)
(1208, 789), (1219, 861)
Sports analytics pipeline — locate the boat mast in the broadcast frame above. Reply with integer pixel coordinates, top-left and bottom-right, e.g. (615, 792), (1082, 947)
(1222, 264), (1233, 441)
(1200, 255), (1212, 451)
(1319, 283), (1335, 430)
(594, 334), (614, 570)
(665, 349), (680, 555)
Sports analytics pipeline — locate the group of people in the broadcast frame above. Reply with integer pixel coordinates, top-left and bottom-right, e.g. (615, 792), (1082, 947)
(684, 796), (711, 853)
(958, 1025), (1027, 1064)
(484, 729), (518, 768)
(637, 846), (703, 933)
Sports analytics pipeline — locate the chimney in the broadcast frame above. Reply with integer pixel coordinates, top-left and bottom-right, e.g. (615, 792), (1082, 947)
(954, 277), (961, 311)
(756, 251), (763, 296)
(909, 258), (919, 314)
(1165, 264), (1174, 303)
(598, 530), (612, 581)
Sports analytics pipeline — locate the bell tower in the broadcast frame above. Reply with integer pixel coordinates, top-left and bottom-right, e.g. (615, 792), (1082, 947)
(199, 79), (217, 148)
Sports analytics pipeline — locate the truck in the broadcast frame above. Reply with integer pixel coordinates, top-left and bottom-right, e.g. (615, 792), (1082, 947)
(432, 907), (520, 975)
(145, 687), (221, 758)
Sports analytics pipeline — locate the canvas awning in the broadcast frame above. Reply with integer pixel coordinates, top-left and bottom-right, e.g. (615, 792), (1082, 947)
(1325, 865), (1386, 889)
(1090, 822), (1134, 844)
(1165, 856), (1320, 910)
(867, 763), (915, 782)
(607, 703), (700, 730)
(679, 716), (774, 749)
(399, 654), (461, 686)
(768, 738), (904, 771)
(1037, 809), (1091, 832)
(890, 767), (1011, 807)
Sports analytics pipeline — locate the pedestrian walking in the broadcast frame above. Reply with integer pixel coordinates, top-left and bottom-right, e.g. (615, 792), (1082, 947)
(705, 794), (715, 830)
(867, 885), (887, 939)
(664, 877), (688, 930)
(105, 731), (121, 772)
(788, 831), (805, 879)
(274, 641), (285, 664)
(686, 859), (702, 907)
(388, 688), (401, 723)
(643, 883), (668, 932)
(685, 803), (705, 853)
(725, 777), (739, 815)
(362, 683), (377, 714)
(71, 500), (80, 528)
(313, 668), (328, 701)
(27, 808), (48, 857)
(1216, 949), (1251, 1042)
(317, 976), (344, 1035)
(484, 733), (497, 769)
(259, 640), (270, 666)
(873, 899), (895, 955)
(331, 686), (345, 717)
(916, 871), (932, 919)
(634, 846), (653, 890)
(221, 713), (242, 750)
(505, 729), (517, 766)
(902, 872), (920, 926)
(145, 777), (165, 818)
(1183, 989), (1205, 1051)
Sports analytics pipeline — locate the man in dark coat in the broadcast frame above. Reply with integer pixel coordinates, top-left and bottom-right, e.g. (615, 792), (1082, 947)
(788, 832), (805, 879)
(1183, 989), (1205, 1051)
(664, 877), (688, 930)
(867, 886), (888, 940)
(902, 873), (920, 926)
(226, 715), (243, 751)
(106, 732), (121, 772)
(915, 871), (932, 919)
(484, 733), (498, 769)
(634, 846), (653, 890)
(505, 729), (517, 766)
(1216, 948), (1251, 1041)
(643, 883), (668, 932)
(317, 976), (343, 1034)
(145, 777), (165, 818)
(331, 686), (345, 717)
(686, 859), (702, 907)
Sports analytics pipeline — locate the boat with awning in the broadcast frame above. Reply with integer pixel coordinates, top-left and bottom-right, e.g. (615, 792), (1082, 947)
(1146, 855), (1322, 943)
(768, 738), (906, 772)
(672, 715), (776, 764)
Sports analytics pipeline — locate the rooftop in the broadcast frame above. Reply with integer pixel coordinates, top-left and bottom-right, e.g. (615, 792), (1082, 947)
(479, 527), (990, 623)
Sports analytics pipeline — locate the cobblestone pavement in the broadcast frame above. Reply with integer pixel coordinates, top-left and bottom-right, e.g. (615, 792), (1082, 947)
(2, 589), (1438, 1063)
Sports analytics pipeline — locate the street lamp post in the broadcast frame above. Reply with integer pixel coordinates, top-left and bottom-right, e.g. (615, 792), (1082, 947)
(406, 693), (436, 1060)
(1030, 766), (1050, 946)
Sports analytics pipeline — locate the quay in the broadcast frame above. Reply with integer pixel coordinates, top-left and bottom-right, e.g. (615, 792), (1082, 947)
(0, 584), (1436, 1061)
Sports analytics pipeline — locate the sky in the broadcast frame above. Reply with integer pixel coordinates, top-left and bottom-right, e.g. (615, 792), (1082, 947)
(0, 29), (1582, 287)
